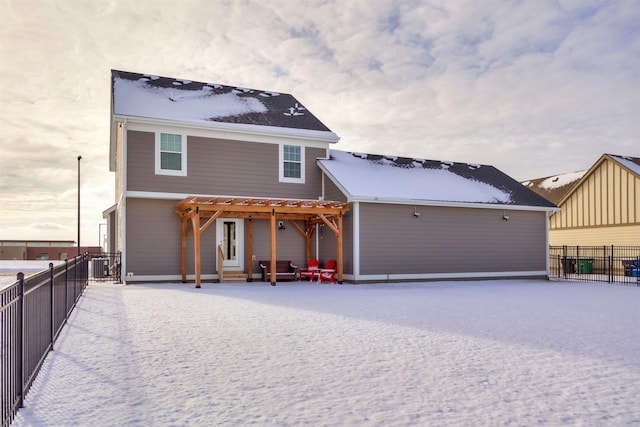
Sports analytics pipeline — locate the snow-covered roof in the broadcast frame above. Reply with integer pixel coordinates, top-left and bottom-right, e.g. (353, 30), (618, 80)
(319, 150), (556, 208)
(111, 70), (335, 135)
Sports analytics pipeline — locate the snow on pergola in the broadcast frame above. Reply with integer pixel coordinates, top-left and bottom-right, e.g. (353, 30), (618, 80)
(175, 196), (350, 287)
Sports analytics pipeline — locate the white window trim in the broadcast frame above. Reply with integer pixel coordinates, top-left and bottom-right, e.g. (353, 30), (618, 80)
(155, 132), (187, 176)
(279, 144), (305, 183)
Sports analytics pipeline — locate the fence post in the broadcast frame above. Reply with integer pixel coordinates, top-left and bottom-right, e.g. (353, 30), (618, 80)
(65, 259), (68, 318)
(17, 272), (25, 409)
(74, 256), (78, 301)
(610, 245), (614, 284)
(49, 262), (54, 351)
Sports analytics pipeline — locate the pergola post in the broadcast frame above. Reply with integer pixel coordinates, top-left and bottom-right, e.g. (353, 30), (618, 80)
(175, 197), (349, 288)
(247, 219), (253, 282)
(191, 209), (201, 288)
(337, 213), (343, 284)
(181, 220), (187, 283)
(270, 209), (277, 286)
(305, 222), (314, 263)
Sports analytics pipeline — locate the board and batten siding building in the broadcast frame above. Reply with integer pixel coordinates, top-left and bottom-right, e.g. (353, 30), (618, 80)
(524, 154), (640, 246)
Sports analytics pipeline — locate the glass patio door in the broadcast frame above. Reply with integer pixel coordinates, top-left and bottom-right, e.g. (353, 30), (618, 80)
(216, 219), (243, 269)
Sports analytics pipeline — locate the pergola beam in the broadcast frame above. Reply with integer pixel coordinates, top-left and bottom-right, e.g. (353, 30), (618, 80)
(176, 196), (349, 288)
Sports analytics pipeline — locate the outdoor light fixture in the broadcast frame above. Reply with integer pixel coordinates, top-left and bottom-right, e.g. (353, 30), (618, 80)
(278, 221), (286, 230)
(502, 211), (510, 221)
(413, 206), (421, 218)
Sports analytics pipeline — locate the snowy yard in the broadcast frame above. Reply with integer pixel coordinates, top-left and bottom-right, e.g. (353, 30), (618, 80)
(12, 279), (640, 426)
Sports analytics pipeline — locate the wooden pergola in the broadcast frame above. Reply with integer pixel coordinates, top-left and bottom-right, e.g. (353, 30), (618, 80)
(175, 196), (350, 288)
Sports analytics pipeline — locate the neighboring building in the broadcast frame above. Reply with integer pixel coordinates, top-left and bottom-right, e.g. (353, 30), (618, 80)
(107, 70), (558, 284)
(524, 154), (640, 246)
(0, 240), (99, 260)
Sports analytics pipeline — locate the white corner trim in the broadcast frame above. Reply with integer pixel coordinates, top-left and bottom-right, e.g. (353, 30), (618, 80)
(352, 201), (360, 277)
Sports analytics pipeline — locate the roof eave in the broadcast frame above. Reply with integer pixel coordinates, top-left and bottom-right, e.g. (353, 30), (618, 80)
(317, 161), (354, 200)
(346, 196), (559, 212)
(112, 114), (340, 144)
(318, 156), (558, 212)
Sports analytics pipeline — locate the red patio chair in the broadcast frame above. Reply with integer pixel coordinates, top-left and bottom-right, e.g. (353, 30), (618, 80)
(318, 259), (337, 284)
(299, 258), (320, 281)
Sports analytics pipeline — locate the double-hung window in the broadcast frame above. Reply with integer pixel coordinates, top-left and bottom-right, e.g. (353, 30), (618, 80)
(155, 132), (187, 176)
(280, 144), (304, 183)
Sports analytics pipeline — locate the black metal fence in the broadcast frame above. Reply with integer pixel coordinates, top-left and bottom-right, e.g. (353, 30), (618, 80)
(1, 254), (89, 427)
(549, 245), (640, 286)
(88, 252), (121, 283)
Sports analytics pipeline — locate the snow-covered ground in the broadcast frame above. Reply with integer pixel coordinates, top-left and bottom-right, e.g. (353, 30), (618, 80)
(0, 260), (66, 288)
(12, 280), (640, 426)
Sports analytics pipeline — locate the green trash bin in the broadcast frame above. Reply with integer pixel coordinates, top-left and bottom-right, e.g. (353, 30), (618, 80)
(577, 259), (593, 274)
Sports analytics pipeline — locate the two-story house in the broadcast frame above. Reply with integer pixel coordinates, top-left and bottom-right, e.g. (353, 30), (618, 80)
(105, 70), (557, 286)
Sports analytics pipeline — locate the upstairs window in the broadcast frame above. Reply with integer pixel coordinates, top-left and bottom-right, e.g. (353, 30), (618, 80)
(280, 144), (304, 183)
(155, 132), (187, 176)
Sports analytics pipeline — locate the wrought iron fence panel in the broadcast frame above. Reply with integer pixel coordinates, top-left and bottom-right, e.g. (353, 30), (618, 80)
(1, 253), (89, 427)
(550, 245), (640, 286)
(88, 252), (121, 283)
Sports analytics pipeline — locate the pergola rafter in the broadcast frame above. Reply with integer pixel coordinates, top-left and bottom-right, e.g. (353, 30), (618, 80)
(175, 196), (350, 288)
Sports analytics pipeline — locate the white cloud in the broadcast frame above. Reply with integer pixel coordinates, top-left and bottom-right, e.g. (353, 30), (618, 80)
(1, 0), (638, 242)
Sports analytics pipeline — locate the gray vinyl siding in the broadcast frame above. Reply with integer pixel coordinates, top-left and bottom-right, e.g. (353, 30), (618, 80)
(106, 210), (117, 253)
(318, 171), (352, 273)
(317, 210), (354, 275)
(249, 219), (308, 276)
(358, 203), (547, 275)
(323, 173), (348, 202)
(126, 198), (311, 278)
(126, 198), (216, 276)
(127, 130), (325, 199)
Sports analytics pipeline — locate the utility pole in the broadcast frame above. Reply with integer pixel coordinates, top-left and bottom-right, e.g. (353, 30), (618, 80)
(77, 155), (82, 257)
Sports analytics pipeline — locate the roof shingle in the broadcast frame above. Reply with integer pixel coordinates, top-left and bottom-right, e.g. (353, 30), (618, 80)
(319, 150), (557, 208)
(111, 70), (333, 133)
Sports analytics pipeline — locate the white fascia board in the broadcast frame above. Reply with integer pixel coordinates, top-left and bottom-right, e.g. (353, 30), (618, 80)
(126, 191), (190, 200)
(102, 204), (117, 218)
(316, 162), (353, 200)
(350, 196), (560, 213)
(114, 114), (339, 145)
(125, 190), (339, 203)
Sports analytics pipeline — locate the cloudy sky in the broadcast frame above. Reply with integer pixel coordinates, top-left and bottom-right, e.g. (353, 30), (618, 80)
(1, 0), (638, 245)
